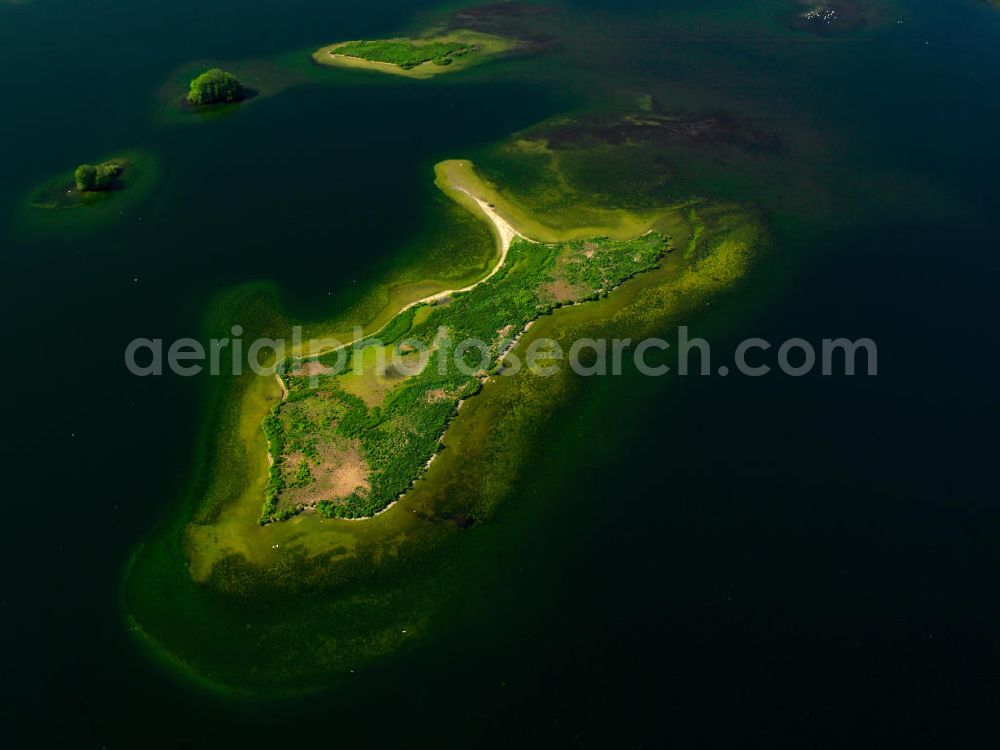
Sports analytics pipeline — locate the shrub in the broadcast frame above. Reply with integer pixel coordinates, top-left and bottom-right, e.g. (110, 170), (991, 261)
(74, 161), (123, 192)
(187, 68), (243, 105)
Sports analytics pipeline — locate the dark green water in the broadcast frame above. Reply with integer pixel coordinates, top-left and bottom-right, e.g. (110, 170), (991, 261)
(1, 0), (998, 745)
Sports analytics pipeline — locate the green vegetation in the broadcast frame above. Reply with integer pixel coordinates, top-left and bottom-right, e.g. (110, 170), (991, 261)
(685, 208), (705, 260)
(377, 306), (417, 345)
(313, 31), (516, 79)
(262, 231), (670, 522)
(331, 39), (475, 69)
(187, 68), (243, 105)
(22, 151), (159, 231)
(74, 161), (123, 192)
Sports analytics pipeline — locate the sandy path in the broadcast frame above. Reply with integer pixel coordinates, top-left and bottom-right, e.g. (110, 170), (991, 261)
(420, 186), (521, 298)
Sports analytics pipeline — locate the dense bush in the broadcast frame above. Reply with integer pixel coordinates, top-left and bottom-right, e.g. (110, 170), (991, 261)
(187, 68), (243, 105)
(74, 161), (123, 192)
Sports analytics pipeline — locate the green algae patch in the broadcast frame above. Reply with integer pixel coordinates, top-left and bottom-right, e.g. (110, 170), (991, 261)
(685, 207), (706, 259)
(19, 150), (159, 238)
(123, 156), (764, 696)
(435, 159), (678, 243)
(313, 30), (517, 79)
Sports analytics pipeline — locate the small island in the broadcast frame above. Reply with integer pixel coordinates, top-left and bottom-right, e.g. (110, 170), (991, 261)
(27, 155), (140, 212)
(20, 150), (158, 238)
(74, 160), (124, 192)
(187, 68), (244, 105)
(312, 30), (517, 79)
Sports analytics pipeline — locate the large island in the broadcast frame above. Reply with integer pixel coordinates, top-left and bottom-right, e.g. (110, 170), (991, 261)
(125, 149), (760, 694)
(264, 177), (671, 521)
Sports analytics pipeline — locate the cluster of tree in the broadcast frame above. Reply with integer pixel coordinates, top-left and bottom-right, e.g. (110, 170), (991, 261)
(74, 161), (123, 192)
(187, 68), (243, 105)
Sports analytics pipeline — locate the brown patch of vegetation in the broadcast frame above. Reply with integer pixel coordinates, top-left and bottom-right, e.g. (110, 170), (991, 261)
(539, 111), (781, 154)
(278, 439), (370, 510)
(448, 3), (561, 55)
(539, 278), (589, 304)
(290, 360), (334, 377)
(284, 451), (306, 472)
(424, 388), (452, 403)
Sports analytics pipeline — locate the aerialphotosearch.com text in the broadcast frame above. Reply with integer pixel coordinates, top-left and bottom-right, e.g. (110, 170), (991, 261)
(124, 325), (877, 380)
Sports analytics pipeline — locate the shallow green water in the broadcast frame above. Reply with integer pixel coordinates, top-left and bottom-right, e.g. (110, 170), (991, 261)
(2, 0), (999, 745)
